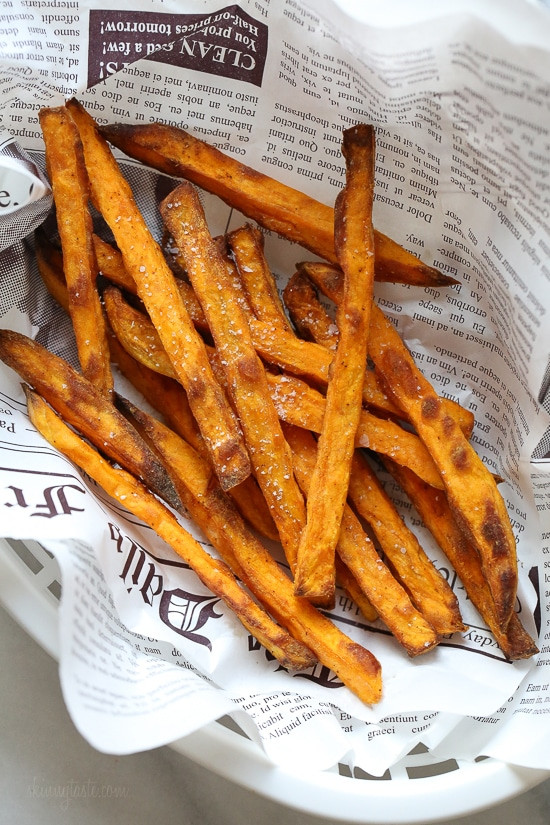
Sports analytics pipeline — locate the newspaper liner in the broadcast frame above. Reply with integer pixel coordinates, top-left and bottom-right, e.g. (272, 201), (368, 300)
(0, 0), (549, 776)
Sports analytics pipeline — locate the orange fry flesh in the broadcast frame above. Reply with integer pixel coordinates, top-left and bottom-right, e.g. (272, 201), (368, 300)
(39, 106), (113, 397)
(385, 460), (537, 660)
(100, 120), (455, 287)
(65, 98), (250, 492)
(25, 388), (313, 673)
(160, 182), (306, 570)
(118, 399), (383, 703)
(227, 224), (292, 332)
(368, 304), (518, 630)
(293, 124), (377, 605)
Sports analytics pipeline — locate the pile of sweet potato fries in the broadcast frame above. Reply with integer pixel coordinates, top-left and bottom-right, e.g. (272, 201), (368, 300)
(0, 99), (537, 707)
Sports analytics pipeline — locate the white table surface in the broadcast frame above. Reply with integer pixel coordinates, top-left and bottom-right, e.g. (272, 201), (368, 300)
(1, 604), (549, 825)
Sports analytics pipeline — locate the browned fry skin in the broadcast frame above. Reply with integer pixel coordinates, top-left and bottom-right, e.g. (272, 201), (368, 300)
(160, 182), (306, 572)
(93, 234), (137, 292)
(100, 120), (456, 288)
(299, 260), (475, 439)
(65, 98), (250, 492)
(0, 329), (180, 512)
(35, 229), (70, 311)
(348, 451), (465, 636)
(385, 460), (538, 660)
(227, 224), (293, 332)
(368, 304), (518, 631)
(293, 125), (377, 607)
(283, 270), (339, 351)
(38, 106), (113, 398)
(114, 397), (383, 704)
(284, 424), (441, 656)
(24, 387), (314, 673)
(283, 270), (401, 419)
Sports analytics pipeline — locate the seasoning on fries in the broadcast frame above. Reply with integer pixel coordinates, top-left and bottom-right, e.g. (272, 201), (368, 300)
(65, 98), (251, 493)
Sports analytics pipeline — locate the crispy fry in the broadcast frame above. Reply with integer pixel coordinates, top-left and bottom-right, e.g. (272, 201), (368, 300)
(384, 460), (537, 660)
(299, 260), (476, 438)
(283, 270), (339, 351)
(284, 424), (440, 656)
(0, 329), (180, 511)
(101, 120), (456, 288)
(25, 387), (313, 673)
(293, 125), (377, 605)
(227, 224), (293, 332)
(347, 451), (465, 635)
(368, 304), (517, 629)
(160, 182), (306, 570)
(39, 106), (113, 397)
(65, 98), (250, 491)
(115, 396), (383, 703)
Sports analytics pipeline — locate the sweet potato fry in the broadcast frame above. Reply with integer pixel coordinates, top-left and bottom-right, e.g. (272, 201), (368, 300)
(333, 559), (378, 623)
(299, 260), (475, 438)
(0, 329), (180, 511)
(347, 451), (465, 635)
(368, 304), (518, 630)
(160, 182), (306, 570)
(284, 424), (440, 656)
(115, 396), (383, 703)
(65, 98), (250, 491)
(227, 224), (292, 332)
(39, 106), (113, 397)
(293, 124), (376, 605)
(101, 120), (456, 288)
(24, 387), (313, 673)
(283, 270), (339, 351)
(385, 459), (537, 660)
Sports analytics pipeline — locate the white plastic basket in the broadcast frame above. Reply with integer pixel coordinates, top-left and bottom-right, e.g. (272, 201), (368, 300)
(1, 536), (548, 824)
